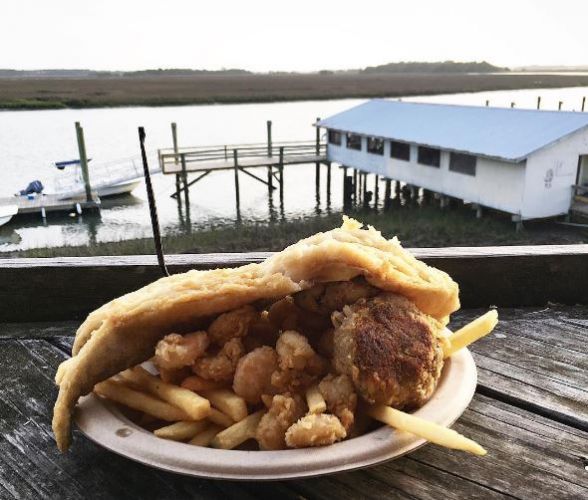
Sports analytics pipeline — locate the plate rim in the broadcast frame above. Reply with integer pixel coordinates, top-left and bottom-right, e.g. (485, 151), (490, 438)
(74, 347), (478, 481)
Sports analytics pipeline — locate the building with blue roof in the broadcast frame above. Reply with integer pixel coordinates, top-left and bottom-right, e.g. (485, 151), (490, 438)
(317, 100), (588, 220)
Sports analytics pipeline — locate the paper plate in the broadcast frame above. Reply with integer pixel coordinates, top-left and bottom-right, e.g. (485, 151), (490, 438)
(75, 347), (477, 480)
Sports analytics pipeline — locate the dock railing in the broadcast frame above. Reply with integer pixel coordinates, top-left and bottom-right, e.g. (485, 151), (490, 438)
(158, 140), (326, 173)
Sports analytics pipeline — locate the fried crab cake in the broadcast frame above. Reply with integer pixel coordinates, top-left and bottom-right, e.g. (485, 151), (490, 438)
(333, 294), (445, 409)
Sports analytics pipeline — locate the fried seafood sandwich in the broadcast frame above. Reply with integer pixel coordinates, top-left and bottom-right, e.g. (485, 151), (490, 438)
(53, 217), (475, 453)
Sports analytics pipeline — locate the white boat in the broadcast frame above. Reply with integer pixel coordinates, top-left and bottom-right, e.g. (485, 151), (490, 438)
(52, 158), (152, 200)
(96, 178), (142, 198)
(0, 204), (18, 227)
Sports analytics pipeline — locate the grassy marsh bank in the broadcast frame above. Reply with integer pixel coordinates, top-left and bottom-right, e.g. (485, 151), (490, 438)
(3, 73), (588, 109)
(4, 206), (586, 258)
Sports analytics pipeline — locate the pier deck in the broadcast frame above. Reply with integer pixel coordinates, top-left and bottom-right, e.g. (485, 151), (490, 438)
(158, 141), (327, 174)
(0, 193), (100, 218)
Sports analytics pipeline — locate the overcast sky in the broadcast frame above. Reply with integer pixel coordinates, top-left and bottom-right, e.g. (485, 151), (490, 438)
(2, 0), (586, 71)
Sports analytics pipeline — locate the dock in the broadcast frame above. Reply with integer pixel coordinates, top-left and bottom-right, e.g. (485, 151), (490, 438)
(158, 120), (330, 221)
(0, 193), (101, 220)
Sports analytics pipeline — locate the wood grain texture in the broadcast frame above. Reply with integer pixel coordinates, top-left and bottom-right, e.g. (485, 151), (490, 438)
(2, 337), (587, 499)
(450, 306), (588, 431)
(1, 245), (587, 322)
(1, 307), (587, 498)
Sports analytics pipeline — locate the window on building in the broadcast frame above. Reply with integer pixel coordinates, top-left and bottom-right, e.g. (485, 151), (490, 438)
(390, 140), (410, 161)
(367, 137), (384, 155)
(417, 146), (441, 167)
(328, 130), (342, 146)
(346, 133), (362, 151)
(449, 152), (477, 176)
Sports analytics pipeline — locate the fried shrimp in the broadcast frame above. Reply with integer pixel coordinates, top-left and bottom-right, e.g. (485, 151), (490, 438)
(233, 346), (278, 404)
(333, 293), (445, 409)
(285, 413), (346, 448)
(276, 330), (316, 371)
(193, 338), (245, 382)
(208, 305), (258, 345)
(256, 393), (306, 450)
(153, 332), (209, 371)
(318, 373), (357, 432)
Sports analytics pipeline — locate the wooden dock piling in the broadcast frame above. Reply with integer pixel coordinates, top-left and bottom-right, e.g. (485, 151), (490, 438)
(582, 97), (586, 112)
(384, 179), (391, 210)
(180, 153), (190, 210)
(326, 162), (331, 205)
(74, 122), (92, 202)
(233, 149), (241, 219)
(374, 175), (379, 210)
(171, 122), (180, 198)
(315, 117), (321, 195)
(558, 101), (563, 111)
(537, 96), (541, 109)
(278, 147), (284, 209)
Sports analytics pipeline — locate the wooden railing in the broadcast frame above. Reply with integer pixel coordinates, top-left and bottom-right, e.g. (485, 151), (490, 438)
(158, 140), (326, 172)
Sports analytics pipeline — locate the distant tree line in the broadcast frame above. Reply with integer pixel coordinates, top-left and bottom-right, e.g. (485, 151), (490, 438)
(362, 61), (508, 74)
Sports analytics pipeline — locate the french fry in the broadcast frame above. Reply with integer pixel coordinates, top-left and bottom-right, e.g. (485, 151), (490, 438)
(121, 367), (210, 421)
(210, 410), (265, 450)
(189, 424), (224, 447)
(367, 404), (487, 456)
(306, 385), (327, 414)
(201, 389), (247, 422)
(181, 375), (226, 393)
(154, 420), (209, 441)
(445, 310), (499, 358)
(208, 408), (234, 428)
(94, 380), (188, 421)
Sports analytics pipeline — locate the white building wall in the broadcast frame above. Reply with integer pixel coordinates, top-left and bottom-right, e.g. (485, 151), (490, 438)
(522, 128), (588, 218)
(327, 138), (526, 215)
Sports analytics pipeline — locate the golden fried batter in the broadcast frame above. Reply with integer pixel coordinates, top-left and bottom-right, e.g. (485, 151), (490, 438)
(233, 346), (278, 404)
(193, 338), (245, 382)
(333, 294), (445, 409)
(208, 305), (258, 345)
(153, 331), (209, 370)
(294, 279), (379, 316)
(318, 374), (357, 432)
(285, 413), (346, 448)
(256, 394), (306, 450)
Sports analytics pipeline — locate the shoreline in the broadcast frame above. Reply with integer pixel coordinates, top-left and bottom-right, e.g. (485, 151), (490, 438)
(2, 73), (588, 110)
(2, 208), (586, 258)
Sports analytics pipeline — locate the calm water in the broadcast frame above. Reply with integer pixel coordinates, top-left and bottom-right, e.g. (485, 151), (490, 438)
(1, 86), (587, 251)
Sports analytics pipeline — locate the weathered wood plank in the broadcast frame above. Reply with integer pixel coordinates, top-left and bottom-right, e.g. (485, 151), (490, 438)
(450, 306), (588, 431)
(1, 335), (587, 499)
(1, 245), (587, 322)
(0, 321), (78, 339)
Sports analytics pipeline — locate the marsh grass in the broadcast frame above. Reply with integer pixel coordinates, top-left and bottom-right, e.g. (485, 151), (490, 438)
(5, 206), (585, 258)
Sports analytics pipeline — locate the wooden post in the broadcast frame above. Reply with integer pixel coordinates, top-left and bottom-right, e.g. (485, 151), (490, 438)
(233, 149), (241, 218)
(384, 179), (391, 210)
(582, 97), (586, 112)
(558, 101), (563, 111)
(362, 172), (367, 206)
(74, 122), (92, 202)
(278, 147), (284, 208)
(537, 96), (541, 110)
(485, 100), (489, 107)
(326, 162), (331, 204)
(267, 166), (273, 192)
(353, 169), (358, 205)
(181, 153), (189, 209)
(374, 175), (379, 210)
(315, 117), (321, 196)
(267, 120), (273, 158)
(171, 122), (180, 198)
(510, 102), (515, 108)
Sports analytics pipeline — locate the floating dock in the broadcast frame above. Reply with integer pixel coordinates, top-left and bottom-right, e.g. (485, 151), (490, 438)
(0, 193), (101, 220)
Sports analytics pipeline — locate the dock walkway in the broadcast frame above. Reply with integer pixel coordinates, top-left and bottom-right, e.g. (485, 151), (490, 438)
(0, 193), (100, 219)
